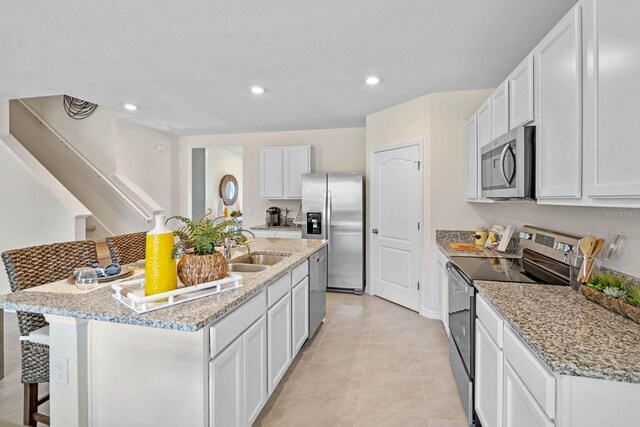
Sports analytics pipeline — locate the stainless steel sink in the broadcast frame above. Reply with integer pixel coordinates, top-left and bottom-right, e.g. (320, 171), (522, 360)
(232, 254), (289, 266)
(227, 263), (269, 273)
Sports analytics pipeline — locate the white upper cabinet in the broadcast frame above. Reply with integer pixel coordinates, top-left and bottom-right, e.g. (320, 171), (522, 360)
(466, 114), (479, 200)
(478, 99), (492, 148)
(509, 55), (534, 130)
(490, 80), (510, 140)
(535, 5), (583, 200)
(284, 146), (311, 198)
(261, 148), (284, 199)
(583, 0), (640, 200)
(261, 146), (311, 199)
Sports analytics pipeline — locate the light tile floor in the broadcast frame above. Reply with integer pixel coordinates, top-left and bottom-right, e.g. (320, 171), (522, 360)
(0, 293), (467, 427)
(254, 292), (467, 427)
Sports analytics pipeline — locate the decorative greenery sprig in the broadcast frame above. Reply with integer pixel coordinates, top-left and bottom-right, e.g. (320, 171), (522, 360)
(626, 285), (640, 308)
(167, 210), (254, 258)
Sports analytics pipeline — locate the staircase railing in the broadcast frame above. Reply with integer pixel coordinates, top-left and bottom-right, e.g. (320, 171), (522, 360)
(17, 100), (155, 223)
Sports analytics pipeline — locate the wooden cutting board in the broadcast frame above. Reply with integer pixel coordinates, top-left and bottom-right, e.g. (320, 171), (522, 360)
(448, 242), (484, 252)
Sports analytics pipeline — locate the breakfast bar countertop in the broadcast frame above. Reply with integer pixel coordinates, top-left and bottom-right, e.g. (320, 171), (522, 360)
(475, 281), (640, 384)
(0, 238), (327, 332)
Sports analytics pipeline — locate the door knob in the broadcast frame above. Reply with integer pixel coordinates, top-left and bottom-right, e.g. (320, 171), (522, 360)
(372, 229), (379, 234)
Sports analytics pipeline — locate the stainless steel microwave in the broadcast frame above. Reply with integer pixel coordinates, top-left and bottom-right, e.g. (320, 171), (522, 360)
(480, 125), (535, 201)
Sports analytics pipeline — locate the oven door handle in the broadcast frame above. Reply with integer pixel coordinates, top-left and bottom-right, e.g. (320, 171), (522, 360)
(499, 144), (516, 185)
(446, 263), (468, 286)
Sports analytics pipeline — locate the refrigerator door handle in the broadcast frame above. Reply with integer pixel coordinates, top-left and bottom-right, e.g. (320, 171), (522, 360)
(326, 191), (332, 248)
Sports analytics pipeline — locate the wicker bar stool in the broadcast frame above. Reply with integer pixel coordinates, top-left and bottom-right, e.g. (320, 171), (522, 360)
(1, 240), (98, 427)
(105, 231), (146, 265)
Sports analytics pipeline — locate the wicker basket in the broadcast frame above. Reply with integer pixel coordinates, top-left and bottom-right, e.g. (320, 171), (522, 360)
(177, 253), (228, 286)
(580, 285), (640, 325)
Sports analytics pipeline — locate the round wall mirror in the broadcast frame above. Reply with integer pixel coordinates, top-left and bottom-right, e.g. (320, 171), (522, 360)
(219, 174), (239, 206)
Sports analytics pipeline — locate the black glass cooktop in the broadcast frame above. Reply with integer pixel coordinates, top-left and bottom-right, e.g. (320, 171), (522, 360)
(448, 256), (538, 284)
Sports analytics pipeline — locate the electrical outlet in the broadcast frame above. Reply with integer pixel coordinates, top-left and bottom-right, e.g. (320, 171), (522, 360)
(52, 357), (68, 385)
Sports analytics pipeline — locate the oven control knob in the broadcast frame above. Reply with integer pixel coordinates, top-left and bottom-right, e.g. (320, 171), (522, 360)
(519, 232), (532, 240)
(554, 242), (571, 253)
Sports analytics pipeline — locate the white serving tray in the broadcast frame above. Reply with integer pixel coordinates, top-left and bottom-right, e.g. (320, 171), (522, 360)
(111, 274), (243, 314)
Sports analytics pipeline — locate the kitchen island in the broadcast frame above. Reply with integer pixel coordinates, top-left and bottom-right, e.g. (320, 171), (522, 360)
(0, 238), (327, 427)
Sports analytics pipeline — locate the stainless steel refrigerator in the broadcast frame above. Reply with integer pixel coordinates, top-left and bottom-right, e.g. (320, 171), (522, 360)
(301, 173), (365, 293)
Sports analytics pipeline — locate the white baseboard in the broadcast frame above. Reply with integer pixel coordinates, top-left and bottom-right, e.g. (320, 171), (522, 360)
(420, 308), (441, 320)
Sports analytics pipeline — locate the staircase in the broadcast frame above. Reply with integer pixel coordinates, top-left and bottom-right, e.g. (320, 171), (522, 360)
(9, 98), (164, 238)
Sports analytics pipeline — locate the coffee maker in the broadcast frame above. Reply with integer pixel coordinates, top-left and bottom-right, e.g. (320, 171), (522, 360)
(265, 207), (281, 226)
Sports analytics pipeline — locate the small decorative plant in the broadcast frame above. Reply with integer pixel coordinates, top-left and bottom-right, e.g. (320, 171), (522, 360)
(586, 271), (625, 292)
(626, 285), (640, 308)
(582, 270), (640, 324)
(230, 210), (242, 218)
(167, 211), (254, 286)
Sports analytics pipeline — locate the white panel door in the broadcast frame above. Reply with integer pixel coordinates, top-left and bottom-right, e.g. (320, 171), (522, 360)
(476, 320), (504, 427)
(535, 5), (583, 199)
(371, 143), (422, 311)
(291, 277), (309, 355)
(283, 146), (311, 198)
(267, 293), (292, 395)
(261, 148), (284, 199)
(244, 316), (267, 426)
(478, 99), (492, 148)
(583, 0), (640, 199)
(491, 80), (510, 140)
(210, 336), (244, 427)
(466, 114), (479, 200)
(504, 362), (554, 427)
(509, 55), (534, 129)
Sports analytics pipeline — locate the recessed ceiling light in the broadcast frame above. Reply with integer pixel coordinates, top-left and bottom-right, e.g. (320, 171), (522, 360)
(123, 103), (138, 111)
(250, 86), (265, 95)
(365, 76), (381, 85)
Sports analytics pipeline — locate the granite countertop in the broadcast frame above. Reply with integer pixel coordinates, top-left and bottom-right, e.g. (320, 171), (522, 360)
(436, 229), (522, 259)
(475, 281), (640, 384)
(0, 238), (327, 332)
(250, 224), (302, 231)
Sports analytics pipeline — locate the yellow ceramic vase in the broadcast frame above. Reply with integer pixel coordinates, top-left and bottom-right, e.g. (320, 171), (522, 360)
(145, 215), (177, 297)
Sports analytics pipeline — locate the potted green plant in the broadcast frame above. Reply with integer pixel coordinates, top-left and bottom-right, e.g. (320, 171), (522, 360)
(167, 213), (254, 286)
(230, 210), (242, 219)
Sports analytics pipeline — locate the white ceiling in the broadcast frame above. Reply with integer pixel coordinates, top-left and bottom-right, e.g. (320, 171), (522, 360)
(0, 0), (577, 135)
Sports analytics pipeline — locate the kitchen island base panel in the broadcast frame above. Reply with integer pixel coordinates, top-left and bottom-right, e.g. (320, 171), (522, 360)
(90, 320), (208, 427)
(44, 315), (89, 427)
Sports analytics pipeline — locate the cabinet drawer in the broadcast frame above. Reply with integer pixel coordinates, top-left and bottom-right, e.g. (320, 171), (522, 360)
(503, 326), (555, 419)
(477, 294), (503, 348)
(268, 272), (291, 308)
(210, 291), (266, 358)
(292, 261), (308, 286)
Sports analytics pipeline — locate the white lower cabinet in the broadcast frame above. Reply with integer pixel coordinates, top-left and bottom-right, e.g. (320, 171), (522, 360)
(475, 320), (504, 427)
(251, 230), (277, 238)
(504, 361), (554, 427)
(267, 293), (292, 395)
(243, 316), (267, 426)
(437, 263), (449, 334)
(292, 277), (309, 354)
(210, 336), (244, 427)
(251, 229), (303, 239)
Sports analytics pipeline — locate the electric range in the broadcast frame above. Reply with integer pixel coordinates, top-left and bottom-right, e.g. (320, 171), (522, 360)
(445, 226), (581, 426)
